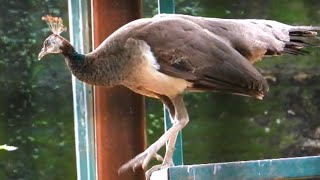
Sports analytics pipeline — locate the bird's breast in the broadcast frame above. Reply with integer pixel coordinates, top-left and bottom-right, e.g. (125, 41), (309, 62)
(121, 39), (191, 98)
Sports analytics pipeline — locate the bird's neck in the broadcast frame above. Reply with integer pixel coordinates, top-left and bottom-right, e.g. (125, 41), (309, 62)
(60, 40), (125, 86)
(61, 41), (85, 62)
(63, 47), (86, 66)
(60, 41), (86, 76)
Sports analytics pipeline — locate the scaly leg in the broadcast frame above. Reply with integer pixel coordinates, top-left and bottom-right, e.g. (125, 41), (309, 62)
(118, 94), (189, 175)
(145, 96), (183, 179)
(145, 130), (179, 179)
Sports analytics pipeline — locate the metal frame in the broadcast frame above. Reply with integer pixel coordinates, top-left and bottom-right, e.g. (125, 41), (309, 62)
(92, 0), (145, 179)
(68, 0), (96, 180)
(152, 156), (320, 179)
(158, 0), (184, 166)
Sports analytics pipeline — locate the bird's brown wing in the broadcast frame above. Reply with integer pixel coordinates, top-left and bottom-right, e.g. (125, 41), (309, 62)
(131, 17), (269, 98)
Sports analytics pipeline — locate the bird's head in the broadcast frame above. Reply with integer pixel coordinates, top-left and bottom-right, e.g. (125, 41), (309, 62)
(38, 15), (67, 60)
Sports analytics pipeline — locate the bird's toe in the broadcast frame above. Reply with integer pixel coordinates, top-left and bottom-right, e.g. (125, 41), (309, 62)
(154, 153), (164, 161)
(118, 149), (163, 173)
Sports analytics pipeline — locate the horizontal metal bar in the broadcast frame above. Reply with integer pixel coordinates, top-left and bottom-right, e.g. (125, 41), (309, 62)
(151, 156), (320, 180)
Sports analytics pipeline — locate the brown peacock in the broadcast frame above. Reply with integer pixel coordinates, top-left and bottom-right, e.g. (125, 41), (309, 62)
(38, 14), (320, 176)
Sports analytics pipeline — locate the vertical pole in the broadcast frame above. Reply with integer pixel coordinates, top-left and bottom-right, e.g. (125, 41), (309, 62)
(158, 0), (184, 166)
(92, 1), (145, 180)
(158, 0), (175, 14)
(68, 0), (96, 180)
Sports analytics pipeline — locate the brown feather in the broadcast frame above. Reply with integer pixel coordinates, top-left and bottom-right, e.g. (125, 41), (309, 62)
(130, 17), (269, 98)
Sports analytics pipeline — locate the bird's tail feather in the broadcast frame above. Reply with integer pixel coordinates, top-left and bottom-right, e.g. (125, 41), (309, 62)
(284, 26), (320, 55)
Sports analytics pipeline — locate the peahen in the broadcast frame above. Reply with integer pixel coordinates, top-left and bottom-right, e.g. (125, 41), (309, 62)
(39, 15), (320, 176)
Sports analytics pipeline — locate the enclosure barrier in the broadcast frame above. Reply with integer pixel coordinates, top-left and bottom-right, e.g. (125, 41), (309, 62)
(151, 156), (320, 179)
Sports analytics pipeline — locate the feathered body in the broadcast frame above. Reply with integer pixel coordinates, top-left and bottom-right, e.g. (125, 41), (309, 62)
(58, 14), (319, 99)
(39, 14), (320, 176)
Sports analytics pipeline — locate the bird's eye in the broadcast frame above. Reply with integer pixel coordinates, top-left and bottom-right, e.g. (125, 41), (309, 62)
(44, 41), (49, 46)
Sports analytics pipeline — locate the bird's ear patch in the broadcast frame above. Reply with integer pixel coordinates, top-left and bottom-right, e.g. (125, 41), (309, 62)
(42, 15), (67, 35)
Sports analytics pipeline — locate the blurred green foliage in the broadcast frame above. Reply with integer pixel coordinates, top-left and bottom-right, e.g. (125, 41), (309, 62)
(0, 0), (76, 179)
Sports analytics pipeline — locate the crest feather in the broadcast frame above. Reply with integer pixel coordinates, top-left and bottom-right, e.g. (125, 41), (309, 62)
(42, 15), (67, 35)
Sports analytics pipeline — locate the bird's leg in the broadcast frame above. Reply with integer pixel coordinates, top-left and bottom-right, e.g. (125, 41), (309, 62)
(118, 94), (189, 175)
(163, 132), (177, 165)
(144, 130), (179, 179)
(162, 105), (182, 166)
(161, 96), (180, 167)
(145, 95), (188, 179)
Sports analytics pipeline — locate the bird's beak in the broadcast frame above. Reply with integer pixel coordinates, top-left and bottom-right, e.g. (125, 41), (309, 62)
(38, 48), (48, 60)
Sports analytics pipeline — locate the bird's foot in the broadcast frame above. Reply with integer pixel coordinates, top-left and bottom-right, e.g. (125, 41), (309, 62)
(145, 162), (174, 180)
(118, 147), (163, 173)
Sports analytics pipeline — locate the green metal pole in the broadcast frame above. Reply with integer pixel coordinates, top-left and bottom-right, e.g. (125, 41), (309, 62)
(68, 0), (96, 180)
(158, 0), (183, 166)
(158, 0), (175, 14)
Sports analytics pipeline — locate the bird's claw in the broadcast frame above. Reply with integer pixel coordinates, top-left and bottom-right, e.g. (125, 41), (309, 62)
(118, 150), (163, 174)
